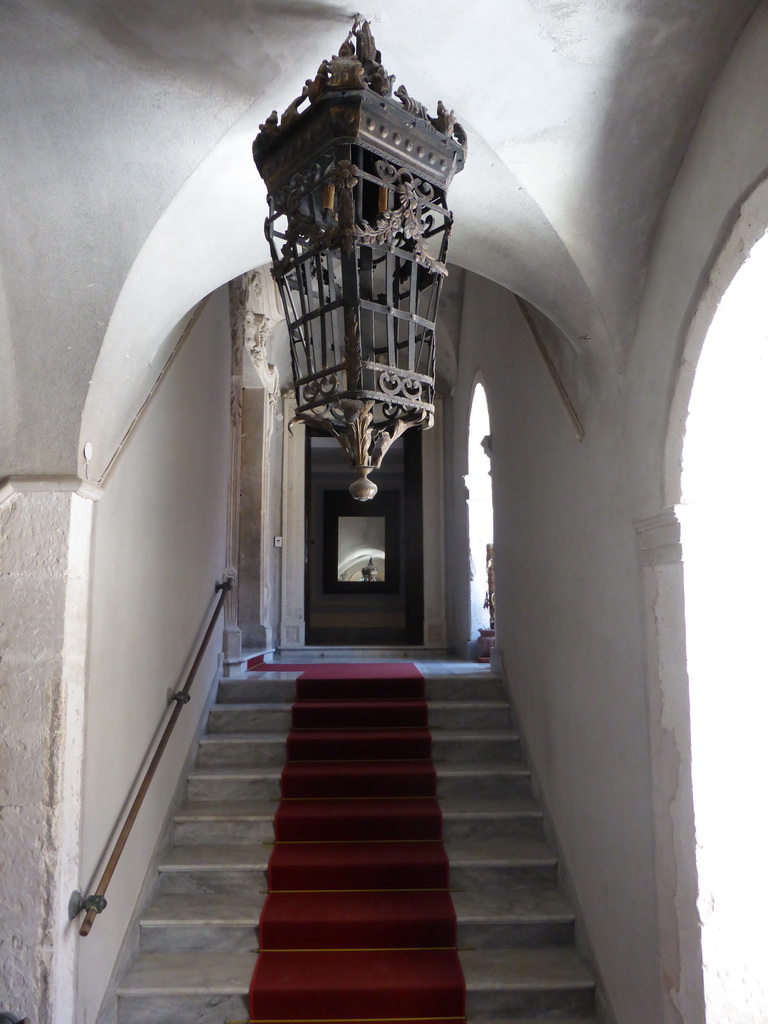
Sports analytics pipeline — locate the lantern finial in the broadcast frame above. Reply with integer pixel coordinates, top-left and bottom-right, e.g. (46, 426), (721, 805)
(349, 468), (378, 502)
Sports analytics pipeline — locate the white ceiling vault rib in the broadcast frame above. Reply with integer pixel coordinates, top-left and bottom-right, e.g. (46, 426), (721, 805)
(0, 0), (759, 474)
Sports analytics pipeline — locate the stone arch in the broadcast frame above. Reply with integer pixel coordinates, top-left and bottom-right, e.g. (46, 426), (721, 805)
(664, 176), (768, 1023)
(664, 174), (768, 507)
(78, 101), (270, 484)
(465, 374), (494, 656)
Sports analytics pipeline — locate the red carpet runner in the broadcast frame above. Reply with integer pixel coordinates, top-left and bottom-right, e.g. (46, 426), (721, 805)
(249, 662), (466, 1024)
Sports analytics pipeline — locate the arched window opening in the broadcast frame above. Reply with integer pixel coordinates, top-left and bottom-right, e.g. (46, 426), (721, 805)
(466, 381), (494, 659)
(680, 228), (768, 1023)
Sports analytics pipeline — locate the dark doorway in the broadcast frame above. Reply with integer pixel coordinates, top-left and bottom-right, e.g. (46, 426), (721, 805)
(305, 429), (424, 645)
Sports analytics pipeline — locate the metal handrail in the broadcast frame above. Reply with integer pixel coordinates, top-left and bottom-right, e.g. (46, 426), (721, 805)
(76, 577), (233, 937)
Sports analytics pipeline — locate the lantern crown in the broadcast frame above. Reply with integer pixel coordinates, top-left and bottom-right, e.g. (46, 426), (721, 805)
(253, 19), (466, 499)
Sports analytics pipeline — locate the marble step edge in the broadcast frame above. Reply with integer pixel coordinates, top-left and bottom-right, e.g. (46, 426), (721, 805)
(216, 684), (508, 704)
(467, 1019), (595, 1024)
(197, 727), (521, 744)
(139, 889), (574, 928)
(173, 795), (543, 821)
(158, 837), (558, 872)
(236, 671), (503, 683)
(209, 700), (512, 712)
(117, 947), (593, 996)
(186, 764), (531, 782)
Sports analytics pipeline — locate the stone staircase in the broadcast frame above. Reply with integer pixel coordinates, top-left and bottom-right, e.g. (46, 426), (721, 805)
(117, 664), (597, 1023)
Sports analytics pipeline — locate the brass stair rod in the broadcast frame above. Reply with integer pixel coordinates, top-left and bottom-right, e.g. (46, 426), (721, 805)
(78, 577), (233, 937)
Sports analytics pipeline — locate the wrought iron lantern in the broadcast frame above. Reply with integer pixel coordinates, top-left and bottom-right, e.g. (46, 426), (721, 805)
(253, 19), (466, 499)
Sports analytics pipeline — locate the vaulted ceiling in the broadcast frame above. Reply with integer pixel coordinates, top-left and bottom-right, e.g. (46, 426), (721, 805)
(0, 0), (760, 474)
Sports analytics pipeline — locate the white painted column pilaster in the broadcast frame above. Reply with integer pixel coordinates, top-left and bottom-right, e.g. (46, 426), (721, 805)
(246, 309), (281, 648)
(422, 397), (447, 648)
(280, 395), (306, 648)
(635, 508), (705, 1024)
(235, 268), (284, 654)
(223, 284), (245, 669)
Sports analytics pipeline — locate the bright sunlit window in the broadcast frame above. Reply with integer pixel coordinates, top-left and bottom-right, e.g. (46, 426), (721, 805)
(681, 229), (768, 1023)
(466, 382), (494, 638)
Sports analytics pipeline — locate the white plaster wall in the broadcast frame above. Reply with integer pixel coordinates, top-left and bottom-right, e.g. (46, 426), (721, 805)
(76, 286), (231, 1024)
(449, 271), (660, 1024)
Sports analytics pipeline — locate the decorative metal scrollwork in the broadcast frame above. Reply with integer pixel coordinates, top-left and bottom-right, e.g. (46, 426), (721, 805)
(254, 18), (465, 498)
(355, 177), (448, 276)
(378, 369), (424, 400)
(302, 375), (339, 402)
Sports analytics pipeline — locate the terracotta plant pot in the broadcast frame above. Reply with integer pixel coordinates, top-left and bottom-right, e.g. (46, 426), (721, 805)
(477, 627), (496, 663)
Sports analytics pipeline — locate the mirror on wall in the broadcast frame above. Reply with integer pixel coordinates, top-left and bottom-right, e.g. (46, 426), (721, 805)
(322, 490), (400, 594)
(337, 517), (386, 581)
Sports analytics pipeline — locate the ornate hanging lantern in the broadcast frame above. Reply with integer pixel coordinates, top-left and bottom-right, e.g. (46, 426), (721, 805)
(253, 19), (466, 499)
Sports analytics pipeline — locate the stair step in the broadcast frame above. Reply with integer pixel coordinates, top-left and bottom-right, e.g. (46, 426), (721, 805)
(218, 674), (301, 704)
(187, 768), (282, 802)
(139, 883), (574, 954)
(155, 835), (557, 898)
(157, 865), (266, 897)
(470, 1018), (596, 1024)
(455, 887), (574, 948)
(259, 889), (459, 949)
(207, 701), (511, 733)
(196, 733), (286, 768)
(155, 853), (546, 897)
(117, 948), (594, 1024)
(173, 800), (276, 845)
(172, 795), (544, 845)
(117, 952), (252, 1024)
(249, 948), (464, 1019)
(158, 843), (271, 871)
(207, 704), (292, 733)
(185, 764), (531, 802)
(217, 673), (507, 704)
(196, 728), (522, 768)
(462, 946), (594, 1016)
(438, 765), (530, 799)
(442, 795), (543, 841)
(291, 698), (429, 730)
(139, 894), (261, 952)
(429, 701), (511, 729)
(117, 950), (253, 991)
(116, 663), (594, 1024)
(431, 729), (521, 763)
(159, 836), (554, 872)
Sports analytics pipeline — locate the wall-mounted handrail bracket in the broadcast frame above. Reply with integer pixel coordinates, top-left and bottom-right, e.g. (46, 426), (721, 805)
(169, 691), (191, 704)
(71, 891), (107, 918)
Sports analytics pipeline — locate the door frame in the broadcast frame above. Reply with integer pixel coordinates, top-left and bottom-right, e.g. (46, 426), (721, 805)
(279, 394), (446, 648)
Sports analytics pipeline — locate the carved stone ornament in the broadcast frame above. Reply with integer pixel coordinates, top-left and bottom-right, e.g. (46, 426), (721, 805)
(231, 269), (282, 400)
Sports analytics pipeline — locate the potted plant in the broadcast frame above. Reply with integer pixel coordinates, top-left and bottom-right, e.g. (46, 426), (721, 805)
(477, 543), (496, 662)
